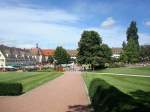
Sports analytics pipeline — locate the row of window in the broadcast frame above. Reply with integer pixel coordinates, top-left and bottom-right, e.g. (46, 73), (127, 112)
(5, 53), (37, 58)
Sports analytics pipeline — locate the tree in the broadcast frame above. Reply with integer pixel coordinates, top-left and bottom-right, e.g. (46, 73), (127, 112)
(77, 31), (112, 69)
(121, 21), (140, 63)
(54, 46), (70, 65)
(101, 44), (112, 62)
(140, 45), (150, 62)
(47, 56), (54, 64)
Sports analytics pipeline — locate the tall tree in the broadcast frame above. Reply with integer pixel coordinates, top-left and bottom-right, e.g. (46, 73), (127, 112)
(121, 21), (140, 63)
(77, 31), (112, 69)
(54, 46), (70, 65)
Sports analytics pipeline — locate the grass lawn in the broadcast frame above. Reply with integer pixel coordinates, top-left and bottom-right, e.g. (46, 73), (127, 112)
(0, 72), (62, 93)
(83, 66), (150, 110)
(94, 66), (150, 76)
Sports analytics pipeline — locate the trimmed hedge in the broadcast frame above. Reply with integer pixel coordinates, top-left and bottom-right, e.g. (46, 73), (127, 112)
(0, 83), (23, 95)
(89, 79), (148, 112)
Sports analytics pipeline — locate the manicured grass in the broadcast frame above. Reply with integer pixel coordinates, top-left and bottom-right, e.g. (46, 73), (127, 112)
(0, 72), (62, 93)
(83, 66), (150, 111)
(84, 72), (150, 95)
(95, 66), (150, 76)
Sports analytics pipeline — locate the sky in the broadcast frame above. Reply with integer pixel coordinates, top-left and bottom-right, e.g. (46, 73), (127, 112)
(0, 0), (150, 49)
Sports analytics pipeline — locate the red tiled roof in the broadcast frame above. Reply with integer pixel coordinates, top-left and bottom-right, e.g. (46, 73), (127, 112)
(42, 49), (54, 56)
(30, 48), (42, 55)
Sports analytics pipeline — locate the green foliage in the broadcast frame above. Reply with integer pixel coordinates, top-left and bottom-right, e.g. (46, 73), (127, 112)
(0, 83), (23, 95)
(89, 79), (149, 112)
(109, 62), (125, 68)
(140, 45), (150, 62)
(47, 56), (54, 63)
(37, 67), (55, 72)
(127, 21), (139, 43)
(54, 46), (70, 65)
(121, 21), (140, 63)
(77, 31), (112, 69)
(101, 44), (112, 62)
(0, 72), (62, 95)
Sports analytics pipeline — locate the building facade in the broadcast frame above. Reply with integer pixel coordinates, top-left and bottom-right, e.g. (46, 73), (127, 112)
(0, 45), (37, 67)
(111, 48), (123, 58)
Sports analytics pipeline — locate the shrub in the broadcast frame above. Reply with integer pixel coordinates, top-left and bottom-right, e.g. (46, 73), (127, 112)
(0, 83), (23, 95)
(109, 62), (125, 68)
(89, 79), (147, 112)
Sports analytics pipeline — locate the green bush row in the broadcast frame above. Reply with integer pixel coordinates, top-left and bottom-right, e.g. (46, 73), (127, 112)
(0, 83), (23, 95)
(89, 79), (147, 112)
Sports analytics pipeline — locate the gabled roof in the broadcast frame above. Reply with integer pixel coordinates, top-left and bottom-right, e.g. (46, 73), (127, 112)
(42, 49), (54, 56)
(0, 44), (33, 58)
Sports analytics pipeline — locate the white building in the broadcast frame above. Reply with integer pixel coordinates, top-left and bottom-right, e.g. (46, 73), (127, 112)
(0, 45), (37, 68)
(0, 50), (5, 67)
(111, 48), (123, 58)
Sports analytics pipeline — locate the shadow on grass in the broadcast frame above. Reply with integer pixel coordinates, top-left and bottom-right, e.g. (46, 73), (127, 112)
(66, 104), (93, 112)
(130, 90), (150, 109)
(89, 79), (150, 112)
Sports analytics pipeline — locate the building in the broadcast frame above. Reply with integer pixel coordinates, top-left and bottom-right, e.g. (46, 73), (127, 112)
(67, 48), (123, 59)
(111, 48), (123, 58)
(42, 49), (54, 62)
(0, 45), (37, 68)
(67, 50), (78, 59)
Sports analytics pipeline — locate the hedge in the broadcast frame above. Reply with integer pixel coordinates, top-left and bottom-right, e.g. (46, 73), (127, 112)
(89, 79), (148, 112)
(0, 83), (23, 95)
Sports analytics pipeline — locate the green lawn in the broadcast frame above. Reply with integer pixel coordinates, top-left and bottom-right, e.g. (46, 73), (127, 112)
(0, 72), (62, 93)
(94, 66), (150, 76)
(83, 66), (150, 110)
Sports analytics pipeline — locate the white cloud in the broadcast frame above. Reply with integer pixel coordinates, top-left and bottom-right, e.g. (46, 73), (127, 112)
(0, 6), (81, 49)
(0, 5), (149, 49)
(101, 17), (116, 28)
(0, 7), (79, 23)
(139, 33), (150, 45)
(144, 21), (150, 26)
(85, 25), (126, 47)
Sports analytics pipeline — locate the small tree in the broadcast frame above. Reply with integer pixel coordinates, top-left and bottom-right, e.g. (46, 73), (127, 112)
(54, 46), (70, 65)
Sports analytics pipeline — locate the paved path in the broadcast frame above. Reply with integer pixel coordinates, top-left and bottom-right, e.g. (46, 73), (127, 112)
(92, 72), (150, 78)
(0, 72), (90, 112)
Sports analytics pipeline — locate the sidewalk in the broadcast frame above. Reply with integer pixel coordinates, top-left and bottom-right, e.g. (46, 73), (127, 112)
(0, 72), (90, 112)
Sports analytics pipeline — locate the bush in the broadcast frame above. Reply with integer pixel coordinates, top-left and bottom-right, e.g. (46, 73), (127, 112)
(89, 79), (147, 112)
(109, 62), (125, 68)
(0, 83), (23, 95)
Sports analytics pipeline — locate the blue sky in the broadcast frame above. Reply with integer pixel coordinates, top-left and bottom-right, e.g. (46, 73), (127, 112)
(0, 0), (150, 49)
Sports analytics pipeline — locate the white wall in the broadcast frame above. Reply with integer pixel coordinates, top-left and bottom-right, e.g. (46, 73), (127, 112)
(0, 51), (5, 67)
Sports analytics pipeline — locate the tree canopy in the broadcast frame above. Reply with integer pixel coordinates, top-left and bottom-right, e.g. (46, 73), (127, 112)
(47, 56), (54, 63)
(140, 45), (150, 62)
(121, 21), (140, 63)
(54, 46), (70, 65)
(77, 31), (112, 69)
